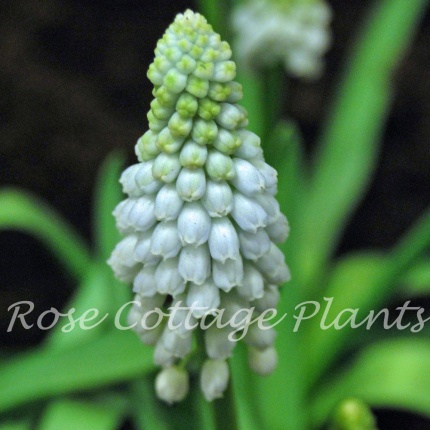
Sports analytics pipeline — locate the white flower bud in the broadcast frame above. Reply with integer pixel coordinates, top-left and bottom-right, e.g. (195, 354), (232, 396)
(134, 235), (159, 269)
(132, 265), (158, 297)
(154, 184), (184, 220)
(155, 258), (186, 296)
(252, 160), (278, 190)
(208, 217), (240, 262)
(156, 128), (185, 154)
(245, 324), (277, 350)
(120, 164), (142, 197)
(178, 245), (211, 285)
(155, 367), (189, 404)
(168, 112), (193, 137)
(216, 103), (244, 129)
(253, 285), (280, 313)
(237, 263), (265, 301)
(187, 280), (220, 318)
(176, 167), (206, 201)
(231, 193), (267, 233)
(213, 61), (236, 82)
(205, 326), (236, 359)
(154, 342), (176, 368)
(178, 202), (211, 246)
(212, 128), (241, 154)
(248, 346), (278, 375)
(206, 150), (236, 181)
(231, 158), (265, 196)
(152, 152), (181, 183)
(255, 243), (291, 284)
(150, 220), (181, 259)
(134, 161), (163, 194)
(212, 255), (243, 292)
(114, 197), (157, 233)
(202, 181), (233, 217)
(161, 326), (193, 358)
(234, 130), (262, 159)
(179, 140), (208, 168)
(163, 69), (188, 93)
(201, 359), (229, 401)
(107, 234), (141, 282)
(266, 213), (290, 243)
(255, 193), (280, 224)
(238, 228), (271, 260)
(191, 118), (218, 145)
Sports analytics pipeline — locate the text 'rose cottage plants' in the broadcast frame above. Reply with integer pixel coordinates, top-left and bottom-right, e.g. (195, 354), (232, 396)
(108, 10), (290, 404)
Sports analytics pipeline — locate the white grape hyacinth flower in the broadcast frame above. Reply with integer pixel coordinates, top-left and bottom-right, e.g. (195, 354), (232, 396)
(232, 0), (332, 79)
(108, 9), (290, 403)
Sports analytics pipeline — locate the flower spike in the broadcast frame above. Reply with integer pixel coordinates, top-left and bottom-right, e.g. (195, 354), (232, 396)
(108, 9), (290, 403)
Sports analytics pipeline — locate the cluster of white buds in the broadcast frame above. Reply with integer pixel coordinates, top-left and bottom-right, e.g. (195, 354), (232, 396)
(108, 9), (290, 404)
(232, 0), (332, 79)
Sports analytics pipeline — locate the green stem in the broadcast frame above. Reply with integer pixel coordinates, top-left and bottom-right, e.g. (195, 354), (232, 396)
(213, 374), (238, 430)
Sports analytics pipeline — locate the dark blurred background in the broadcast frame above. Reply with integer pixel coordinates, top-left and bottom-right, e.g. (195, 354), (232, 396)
(1, 0), (430, 428)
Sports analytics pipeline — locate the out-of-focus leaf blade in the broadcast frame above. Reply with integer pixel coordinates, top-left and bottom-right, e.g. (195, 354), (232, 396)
(296, 0), (428, 291)
(0, 189), (91, 280)
(37, 398), (126, 430)
(305, 206), (430, 388)
(0, 420), (31, 430)
(0, 329), (153, 413)
(310, 339), (430, 428)
(46, 262), (114, 350)
(93, 152), (124, 263)
(401, 259), (430, 295)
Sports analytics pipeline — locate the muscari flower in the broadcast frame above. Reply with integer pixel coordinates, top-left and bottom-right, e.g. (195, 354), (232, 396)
(232, 0), (332, 79)
(108, 9), (290, 403)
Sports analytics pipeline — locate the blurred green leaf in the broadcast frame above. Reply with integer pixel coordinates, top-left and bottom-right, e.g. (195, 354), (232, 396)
(0, 329), (153, 413)
(0, 189), (91, 280)
(0, 420), (31, 430)
(197, 0), (231, 39)
(305, 205), (430, 388)
(46, 262), (114, 350)
(401, 259), (430, 296)
(296, 0), (428, 292)
(37, 398), (126, 430)
(93, 152), (124, 263)
(310, 339), (430, 428)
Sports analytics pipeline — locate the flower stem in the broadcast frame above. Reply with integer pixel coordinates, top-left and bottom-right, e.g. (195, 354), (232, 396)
(213, 374), (238, 430)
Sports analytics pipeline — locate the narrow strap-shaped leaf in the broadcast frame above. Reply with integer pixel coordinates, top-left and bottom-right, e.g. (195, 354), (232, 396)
(305, 206), (430, 389)
(93, 152), (124, 263)
(45, 262), (114, 350)
(0, 329), (153, 414)
(295, 0), (428, 292)
(0, 189), (91, 280)
(310, 339), (430, 428)
(37, 398), (126, 430)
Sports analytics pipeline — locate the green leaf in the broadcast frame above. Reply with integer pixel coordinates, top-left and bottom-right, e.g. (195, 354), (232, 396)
(37, 398), (126, 430)
(401, 259), (430, 296)
(305, 206), (430, 389)
(0, 420), (32, 430)
(46, 262), (115, 350)
(0, 189), (91, 280)
(93, 152), (124, 263)
(295, 0), (428, 291)
(310, 339), (430, 428)
(0, 329), (153, 414)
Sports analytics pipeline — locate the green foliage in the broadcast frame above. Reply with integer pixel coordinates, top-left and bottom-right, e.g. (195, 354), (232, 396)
(2, 0), (430, 429)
